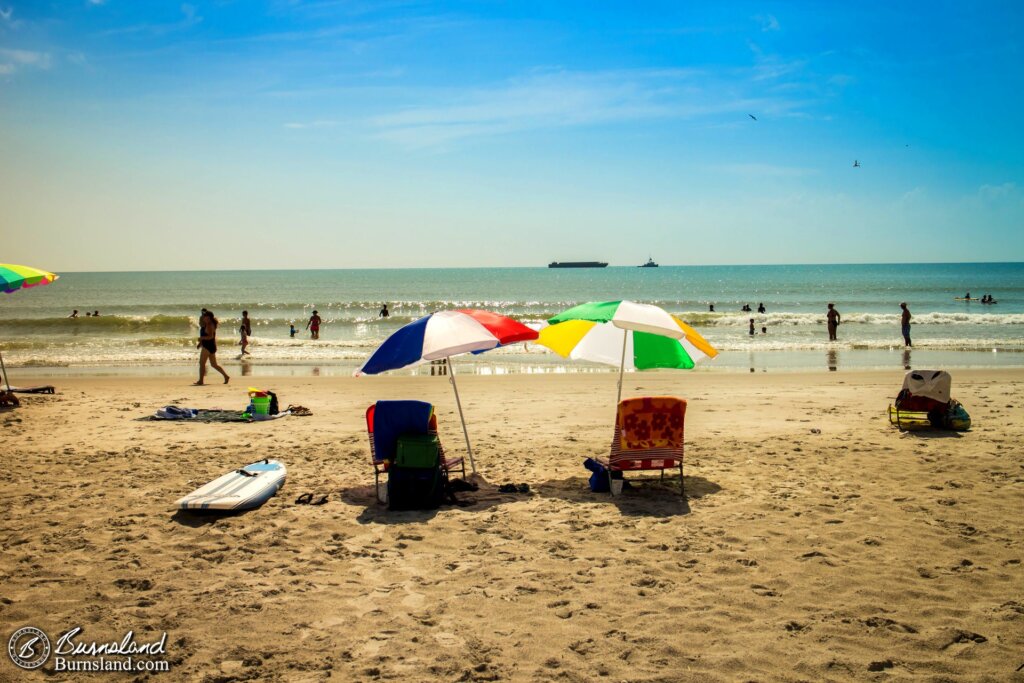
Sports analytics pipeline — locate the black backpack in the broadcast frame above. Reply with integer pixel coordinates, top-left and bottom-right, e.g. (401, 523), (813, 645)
(388, 464), (446, 510)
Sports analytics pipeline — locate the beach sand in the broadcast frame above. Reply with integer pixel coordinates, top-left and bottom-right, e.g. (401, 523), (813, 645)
(1, 369), (1022, 681)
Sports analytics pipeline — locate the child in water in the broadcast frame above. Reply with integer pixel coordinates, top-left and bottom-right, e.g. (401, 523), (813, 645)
(289, 324), (297, 338)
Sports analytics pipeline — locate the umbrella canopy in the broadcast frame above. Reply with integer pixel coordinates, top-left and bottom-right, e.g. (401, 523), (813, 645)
(356, 309), (538, 376)
(0, 264), (58, 294)
(356, 309), (538, 474)
(0, 264), (59, 392)
(538, 300), (717, 403)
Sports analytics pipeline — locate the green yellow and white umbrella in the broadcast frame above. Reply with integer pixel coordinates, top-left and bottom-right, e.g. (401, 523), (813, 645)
(537, 300), (718, 402)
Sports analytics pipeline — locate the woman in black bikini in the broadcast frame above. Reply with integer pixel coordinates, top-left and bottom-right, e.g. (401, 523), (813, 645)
(196, 310), (230, 385)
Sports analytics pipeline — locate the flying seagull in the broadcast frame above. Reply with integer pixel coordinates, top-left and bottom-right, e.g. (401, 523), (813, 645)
(749, 114), (757, 121)
(853, 160), (861, 168)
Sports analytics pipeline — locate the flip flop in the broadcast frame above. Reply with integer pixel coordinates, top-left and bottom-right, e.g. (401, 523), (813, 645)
(309, 494), (329, 506)
(294, 492), (313, 505)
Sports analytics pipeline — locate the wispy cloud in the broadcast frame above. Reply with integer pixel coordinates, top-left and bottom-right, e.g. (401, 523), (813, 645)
(284, 119), (343, 129)
(754, 14), (780, 32)
(0, 47), (52, 74)
(99, 3), (202, 37)
(368, 67), (807, 148)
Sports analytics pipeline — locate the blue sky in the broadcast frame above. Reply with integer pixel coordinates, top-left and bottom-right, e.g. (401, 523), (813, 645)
(1, 1), (1022, 270)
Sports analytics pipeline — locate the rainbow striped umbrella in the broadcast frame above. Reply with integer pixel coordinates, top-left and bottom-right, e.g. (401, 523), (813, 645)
(538, 300), (718, 403)
(0, 264), (59, 294)
(0, 264), (59, 392)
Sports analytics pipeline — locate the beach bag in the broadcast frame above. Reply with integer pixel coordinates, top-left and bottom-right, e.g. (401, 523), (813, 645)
(387, 465), (446, 511)
(944, 400), (971, 431)
(267, 391), (279, 416)
(583, 458), (625, 493)
(395, 434), (441, 469)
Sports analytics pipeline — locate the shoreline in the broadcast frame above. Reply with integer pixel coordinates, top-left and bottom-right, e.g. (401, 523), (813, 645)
(7, 345), (1024, 379)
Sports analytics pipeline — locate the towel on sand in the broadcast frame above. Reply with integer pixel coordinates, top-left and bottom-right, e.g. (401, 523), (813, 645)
(150, 406), (290, 422)
(618, 397), (686, 450)
(373, 400), (434, 462)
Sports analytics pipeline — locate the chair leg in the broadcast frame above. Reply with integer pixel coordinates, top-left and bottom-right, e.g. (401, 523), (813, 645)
(679, 463), (685, 497)
(374, 468), (383, 504)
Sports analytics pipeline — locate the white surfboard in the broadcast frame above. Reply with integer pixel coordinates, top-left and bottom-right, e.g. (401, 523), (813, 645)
(175, 459), (286, 511)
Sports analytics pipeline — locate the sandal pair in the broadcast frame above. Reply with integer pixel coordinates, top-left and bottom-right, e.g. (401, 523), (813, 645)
(294, 492), (328, 505)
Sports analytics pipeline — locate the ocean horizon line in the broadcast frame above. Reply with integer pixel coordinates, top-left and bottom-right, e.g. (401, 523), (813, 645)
(28, 260), (1024, 275)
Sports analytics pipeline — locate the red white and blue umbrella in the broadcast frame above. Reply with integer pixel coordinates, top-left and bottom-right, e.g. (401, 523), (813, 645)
(356, 309), (538, 473)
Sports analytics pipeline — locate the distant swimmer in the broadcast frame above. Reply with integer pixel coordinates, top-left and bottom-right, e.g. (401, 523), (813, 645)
(93, 310), (100, 317)
(306, 310), (321, 340)
(69, 310), (78, 318)
(289, 324), (298, 338)
(827, 303), (841, 341)
(900, 302), (912, 347)
(86, 312), (91, 317)
(709, 303), (715, 312)
(853, 160), (861, 168)
(379, 303), (389, 318)
(749, 319), (755, 336)
(749, 114), (757, 121)
(757, 302), (766, 314)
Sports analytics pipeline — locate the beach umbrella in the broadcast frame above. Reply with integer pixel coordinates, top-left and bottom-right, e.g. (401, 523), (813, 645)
(355, 309), (538, 474)
(538, 300), (718, 404)
(1, 264), (58, 293)
(0, 264), (59, 391)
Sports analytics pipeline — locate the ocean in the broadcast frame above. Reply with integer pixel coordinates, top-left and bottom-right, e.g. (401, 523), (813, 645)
(3, 263), (1023, 375)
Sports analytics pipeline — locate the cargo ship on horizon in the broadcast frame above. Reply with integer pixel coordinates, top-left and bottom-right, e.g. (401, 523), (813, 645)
(548, 261), (609, 268)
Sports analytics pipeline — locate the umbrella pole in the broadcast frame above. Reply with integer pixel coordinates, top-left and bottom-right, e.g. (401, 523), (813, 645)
(0, 349), (9, 393)
(447, 357), (477, 475)
(616, 328), (627, 405)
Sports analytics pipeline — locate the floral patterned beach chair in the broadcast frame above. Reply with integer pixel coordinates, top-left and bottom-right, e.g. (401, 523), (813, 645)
(366, 401), (465, 503)
(596, 396), (687, 495)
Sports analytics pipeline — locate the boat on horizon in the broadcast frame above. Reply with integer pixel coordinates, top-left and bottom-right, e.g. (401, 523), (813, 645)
(548, 261), (609, 268)
(638, 257), (659, 268)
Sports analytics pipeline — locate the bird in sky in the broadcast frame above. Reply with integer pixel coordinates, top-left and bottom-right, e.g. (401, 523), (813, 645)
(748, 114), (757, 121)
(853, 160), (861, 167)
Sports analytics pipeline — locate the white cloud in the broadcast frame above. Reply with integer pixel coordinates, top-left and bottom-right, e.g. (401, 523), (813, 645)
(0, 47), (52, 74)
(284, 120), (342, 129)
(99, 3), (202, 36)
(368, 67), (807, 148)
(755, 14), (780, 32)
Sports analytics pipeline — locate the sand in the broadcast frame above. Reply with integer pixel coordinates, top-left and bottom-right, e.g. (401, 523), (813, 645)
(1, 369), (1022, 682)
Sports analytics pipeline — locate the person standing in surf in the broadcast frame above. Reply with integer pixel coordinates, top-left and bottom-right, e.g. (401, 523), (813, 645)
(239, 310), (252, 356)
(196, 310), (230, 385)
(900, 302), (912, 347)
(306, 310), (322, 340)
(826, 303), (841, 341)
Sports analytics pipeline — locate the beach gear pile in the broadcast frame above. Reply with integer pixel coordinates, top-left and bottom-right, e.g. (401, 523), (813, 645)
(888, 370), (971, 431)
(151, 388), (291, 421)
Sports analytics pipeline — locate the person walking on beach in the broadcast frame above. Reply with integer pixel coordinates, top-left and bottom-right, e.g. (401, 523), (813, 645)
(196, 310), (230, 385)
(379, 303), (389, 318)
(239, 310), (252, 356)
(306, 310), (321, 339)
(826, 303), (841, 341)
(900, 302), (912, 347)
